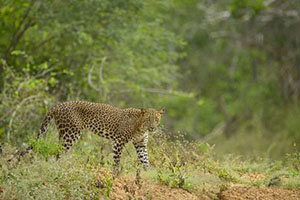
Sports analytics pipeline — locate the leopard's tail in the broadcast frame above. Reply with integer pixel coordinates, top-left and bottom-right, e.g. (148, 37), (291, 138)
(36, 110), (54, 140)
(7, 109), (55, 162)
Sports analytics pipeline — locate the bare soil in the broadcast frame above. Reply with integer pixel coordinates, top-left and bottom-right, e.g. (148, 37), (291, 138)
(219, 186), (300, 200)
(103, 174), (300, 200)
(103, 176), (202, 200)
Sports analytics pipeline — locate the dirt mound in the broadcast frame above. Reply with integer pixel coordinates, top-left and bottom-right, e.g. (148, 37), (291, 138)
(104, 176), (200, 200)
(240, 172), (267, 182)
(219, 186), (300, 200)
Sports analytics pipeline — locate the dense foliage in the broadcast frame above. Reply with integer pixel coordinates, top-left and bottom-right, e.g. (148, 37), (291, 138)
(1, 0), (300, 158)
(0, 0), (183, 143)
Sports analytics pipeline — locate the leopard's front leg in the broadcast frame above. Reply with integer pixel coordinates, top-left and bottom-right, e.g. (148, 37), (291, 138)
(133, 134), (149, 169)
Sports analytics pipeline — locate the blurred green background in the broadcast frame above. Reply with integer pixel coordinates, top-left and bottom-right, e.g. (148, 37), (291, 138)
(1, 0), (299, 159)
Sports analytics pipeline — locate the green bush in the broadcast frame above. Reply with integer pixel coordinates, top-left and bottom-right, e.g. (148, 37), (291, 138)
(29, 138), (63, 160)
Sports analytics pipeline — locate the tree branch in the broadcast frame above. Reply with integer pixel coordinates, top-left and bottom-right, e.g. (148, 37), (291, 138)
(88, 56), (107, 93)
(33, 35), (57, 51)
(88, 64), (100, 92)
(99, 57), (107, 83)
(117, 87), (185, 96)
(5, 0), (35, 61)
(7, 95), (40, 143)
(202, 122), (226, 142)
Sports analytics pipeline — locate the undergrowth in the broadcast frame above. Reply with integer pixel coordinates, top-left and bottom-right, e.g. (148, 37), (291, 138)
(0, 131), (299, 199)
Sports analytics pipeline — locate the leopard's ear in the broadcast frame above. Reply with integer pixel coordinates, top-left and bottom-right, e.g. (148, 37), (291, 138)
(158, 108), (165, 114)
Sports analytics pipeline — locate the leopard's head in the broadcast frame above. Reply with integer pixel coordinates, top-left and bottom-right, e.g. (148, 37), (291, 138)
(140, 108), (164, 132)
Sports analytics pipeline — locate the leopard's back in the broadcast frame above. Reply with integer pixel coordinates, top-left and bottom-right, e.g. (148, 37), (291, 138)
(52, 101), (122, 138)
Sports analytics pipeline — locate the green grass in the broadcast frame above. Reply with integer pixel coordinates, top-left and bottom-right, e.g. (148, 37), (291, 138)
(0, 131), (299, 199)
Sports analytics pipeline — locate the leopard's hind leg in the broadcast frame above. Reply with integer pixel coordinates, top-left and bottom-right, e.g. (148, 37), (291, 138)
(112, 140), (125, 176)
(56, 124), (82, 159)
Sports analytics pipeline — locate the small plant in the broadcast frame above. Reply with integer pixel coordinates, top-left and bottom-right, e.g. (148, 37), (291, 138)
(286, 151), (300, 174)
(29, 138), (63, 160)
(95, 176), (113, 199)
(93, 167), (114, 199)
(201, 158), (236, 182)
(156, 150), (191, 190)
(104, 176), (113, 198)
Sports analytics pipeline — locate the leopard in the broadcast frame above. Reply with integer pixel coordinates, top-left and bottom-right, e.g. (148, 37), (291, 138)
(36, 101), (164, 172)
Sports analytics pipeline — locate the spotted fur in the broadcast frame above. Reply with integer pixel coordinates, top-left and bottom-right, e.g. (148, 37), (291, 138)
(37, 101), (164, 170)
